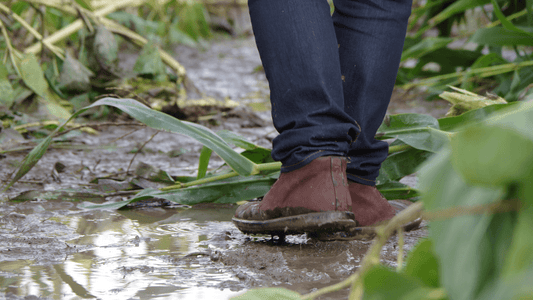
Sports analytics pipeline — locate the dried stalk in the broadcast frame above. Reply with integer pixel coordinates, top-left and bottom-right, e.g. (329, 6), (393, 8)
(0, 2), (65, 59)
(24, 0), (145, 54)
(21, 0), (187, 78)
(401, 60), (533, 89)
(0, 18), (21, 76)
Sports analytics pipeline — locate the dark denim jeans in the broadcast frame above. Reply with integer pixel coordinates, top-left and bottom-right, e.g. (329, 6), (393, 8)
(248, 0), (412, 186)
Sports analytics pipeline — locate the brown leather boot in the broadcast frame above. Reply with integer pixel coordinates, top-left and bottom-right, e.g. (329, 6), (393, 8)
(232, 156), (357, 236)
(349, 181), (395, 226)
(310, 182), (422, 241)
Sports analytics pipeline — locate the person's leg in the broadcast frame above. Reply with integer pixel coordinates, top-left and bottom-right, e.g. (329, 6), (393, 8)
(248, 0), (359, 172)
(233, 0), (360, 235)
(333, 0), (412, 185)
(332, 0), (412, 226)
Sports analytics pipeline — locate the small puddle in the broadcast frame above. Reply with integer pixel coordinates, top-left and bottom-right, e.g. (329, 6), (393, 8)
(0, 200), (427, 300)
(0, 202), (246, 299)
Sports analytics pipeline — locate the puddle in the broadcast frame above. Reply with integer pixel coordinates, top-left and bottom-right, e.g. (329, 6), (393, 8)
(0, 200), (427, 300)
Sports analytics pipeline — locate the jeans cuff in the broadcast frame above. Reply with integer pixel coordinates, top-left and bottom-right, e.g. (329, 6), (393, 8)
(347, 173), (376, 186)
(280, 150), (346, 173)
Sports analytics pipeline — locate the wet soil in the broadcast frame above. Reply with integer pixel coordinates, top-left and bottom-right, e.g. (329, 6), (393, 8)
(0, 18), (443, 300)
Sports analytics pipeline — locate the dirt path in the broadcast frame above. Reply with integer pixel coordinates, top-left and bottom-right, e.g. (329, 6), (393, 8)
(0, 31), (442, 300)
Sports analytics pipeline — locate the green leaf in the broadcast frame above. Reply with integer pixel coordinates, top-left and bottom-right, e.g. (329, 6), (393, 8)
(363, 266), (441, 300)
(81, 174), (275, 209)
(378, 114), (440, 135)
(0, 64), (14, 107)
(429, 0), (490, 27)
(87, 26), (119, 72)
(240, 148), (275, 164)
(133, 43), (167, 81)
(3, 97), (256, 191)
(502, 205), (533, 276)
(231, 288), (301, 300)
(377, 114), (450, 153)
(3, 135), (54, 191)
(73, 0), (93, 10)
(418, 148), (505, 300)
(404, 239), (440, 288)
(377, 147), (433, 185)
(135, 162), (175, 184)
(451, 101), (533, 186)
(376, 181), (420, 200)
(18, 53), (48, 99)
(217, 130), (260, 150)
(87, 98), (257, 175)
(490, 0), (533, 36)
(58, 53), (94, 93)
(177, 3), (211, 40)
(197, 146), (212, 179)
(470, 27), (533, 46)
(476, 264), (533, 300)
(401, 37), (453, 61)
(438, 103), (516, 131)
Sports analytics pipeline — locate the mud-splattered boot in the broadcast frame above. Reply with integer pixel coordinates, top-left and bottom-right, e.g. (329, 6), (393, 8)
(232, 156), (357, 236)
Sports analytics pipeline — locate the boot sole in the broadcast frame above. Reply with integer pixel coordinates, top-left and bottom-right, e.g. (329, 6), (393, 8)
(232, 211), (357, 236)
(309, 216), (423, 241)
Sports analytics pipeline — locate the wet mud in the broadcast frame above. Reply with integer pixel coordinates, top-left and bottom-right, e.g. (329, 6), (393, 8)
(0, 16), (442, 299)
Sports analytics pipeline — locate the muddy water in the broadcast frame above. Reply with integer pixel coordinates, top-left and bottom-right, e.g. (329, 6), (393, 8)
(0, 198), (427, 300)
(0, 15), (439, 300)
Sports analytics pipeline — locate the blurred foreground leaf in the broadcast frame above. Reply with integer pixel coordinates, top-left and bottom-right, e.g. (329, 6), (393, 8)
(231, 288), (302, 300)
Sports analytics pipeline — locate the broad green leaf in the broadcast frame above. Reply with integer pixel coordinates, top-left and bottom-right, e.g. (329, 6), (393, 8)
(376, 181), (420, 200)
(197, 146), (212, 179)
(451, 101), (533, 186)
(0, 64), (14, 107)
(378, 114), (440, 135)
(363, 266), (441, 300)
(452, 124), (533, 186)
(135, 162), (174, 184)
(476, 264), (533, 300)
(73, 0), (92, 10)
(3, 135), (54, 191)
(502, 205), (533, 276)
(528, 0), (533, 26)
(18, 53), (47, 99)
(177, 3), (211, 40)
(133, 43), (167, 81)
(231, 288), (301, 300)
(438, 103), (515, 131)
(404, 239), (440, 288)
(240, 148), (275, 164)
(401, 37), (453, 61)
(217, 130), (260, 150)
(419, 148), (505, 300)
(470, 27), (533, 46)
(58, 53), (94, 93)
(217, 130), (274, 164)
(80, 174), (275, 209)
(40, 89), (73, 119)
(87, 26), (119, 72)
(377, 114), (450, 153)
(377, 147), (433, 185)
(490, 0), (533, 36)
(4, 97), (256, 191)
(429, 0), (490, 27)
(86, 98), (257, 175)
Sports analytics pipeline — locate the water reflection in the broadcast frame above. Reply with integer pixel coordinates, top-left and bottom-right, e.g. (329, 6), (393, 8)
(0, 203), (244, 299)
